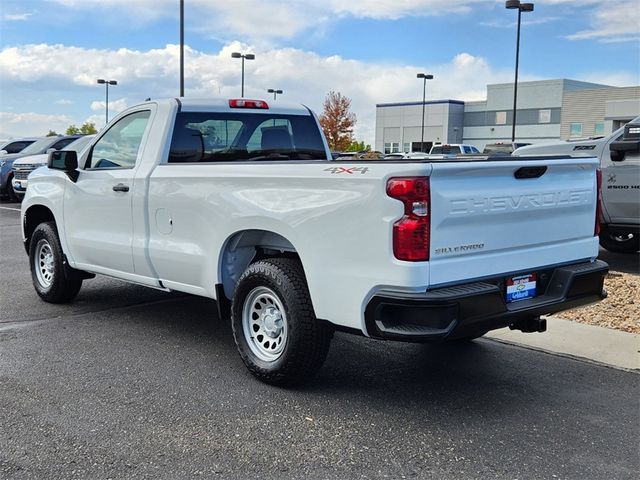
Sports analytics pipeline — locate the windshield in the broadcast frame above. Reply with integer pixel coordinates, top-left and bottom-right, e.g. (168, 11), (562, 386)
(63, 135), (94, 152)
(19, 137), (58, 155)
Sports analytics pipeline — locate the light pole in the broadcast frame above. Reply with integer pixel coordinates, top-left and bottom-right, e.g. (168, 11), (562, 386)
(96, 79), (117, 125)
(267, 89), (283, 100)
(417, 73), (434, 152)
(231, 52), (255, 97)
(179, 0), (184, 97)
(506, 0), (534, 142)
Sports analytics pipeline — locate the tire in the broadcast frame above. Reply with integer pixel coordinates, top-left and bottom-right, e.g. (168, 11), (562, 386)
(231, 257), (333, 386)
(7, 175), (19, 202)
(599, 227), (639, 254)
(29, 222), (83, 303)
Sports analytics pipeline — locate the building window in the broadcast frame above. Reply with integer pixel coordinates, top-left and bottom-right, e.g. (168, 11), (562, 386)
(495, 111), (507, 125)
(570, 123), (583, 138)
(539, 109), (551, 124)
(384, 142), (391, 154)
(391, 142), (400, 153)
(403, 142), (410, 153)
(594, 122), (605, 136)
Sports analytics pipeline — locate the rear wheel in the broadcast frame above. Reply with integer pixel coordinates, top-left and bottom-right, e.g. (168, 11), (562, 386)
(599, 227), (639, 254)
(29, 222), (83, 303)
(231, 258), (333, 386)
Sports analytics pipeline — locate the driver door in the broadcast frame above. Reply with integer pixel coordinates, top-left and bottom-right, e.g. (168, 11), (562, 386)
(63, 110), (151, 274)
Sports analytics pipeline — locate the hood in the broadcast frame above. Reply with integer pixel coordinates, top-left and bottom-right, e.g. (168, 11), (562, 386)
(12, 153), (48, 166)
(0, 152), (24, 162)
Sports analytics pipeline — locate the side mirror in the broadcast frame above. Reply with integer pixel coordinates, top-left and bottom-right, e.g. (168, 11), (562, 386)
(0, 150), (7, 156)
(48, 150), (79, 182)
(46, 148), (56, 154)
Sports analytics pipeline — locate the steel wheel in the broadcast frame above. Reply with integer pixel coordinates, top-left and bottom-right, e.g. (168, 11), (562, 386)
(242, 286), (288, 362)
(34, 239), (55, 288)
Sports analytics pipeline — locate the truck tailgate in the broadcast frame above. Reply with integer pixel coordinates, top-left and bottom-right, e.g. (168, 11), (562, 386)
(428, 157), (600, 287)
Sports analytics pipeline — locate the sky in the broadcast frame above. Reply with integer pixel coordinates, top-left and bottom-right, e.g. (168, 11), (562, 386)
(0, 0), (639, 143)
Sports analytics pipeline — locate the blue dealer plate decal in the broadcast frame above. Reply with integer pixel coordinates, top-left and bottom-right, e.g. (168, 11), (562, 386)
(506, 274), (537, 303)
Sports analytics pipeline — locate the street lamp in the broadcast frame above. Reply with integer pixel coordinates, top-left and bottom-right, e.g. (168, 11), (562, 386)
(505, 0), (534, 142)
(96, 79), (118, 125)
(179, 0), (184, 97)
(267, 89), (283, 100)
(417, 73), (434, 152)
(231, 52), (255, 97)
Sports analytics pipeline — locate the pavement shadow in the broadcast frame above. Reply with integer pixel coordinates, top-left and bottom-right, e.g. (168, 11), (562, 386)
(598, 247), (639, 274)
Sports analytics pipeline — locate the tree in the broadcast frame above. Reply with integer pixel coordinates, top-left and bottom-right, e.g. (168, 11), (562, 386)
(66, 122), (97, 135)
(346, 140), (371, 152)
(46, 130), (58, 137)
(79, 122), (97, 134)
(318, 91), (356, 152)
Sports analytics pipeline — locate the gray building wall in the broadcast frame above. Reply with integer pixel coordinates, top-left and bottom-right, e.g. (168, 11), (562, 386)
(462, 79), (608, 150)
(374, 79), (639, 154)
(375, 101), (464, 153)
(560, 86), (640, 139)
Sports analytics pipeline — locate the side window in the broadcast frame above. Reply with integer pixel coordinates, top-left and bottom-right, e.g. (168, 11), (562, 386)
(88, 111), (151, 169)
(52, 138), (77, 150)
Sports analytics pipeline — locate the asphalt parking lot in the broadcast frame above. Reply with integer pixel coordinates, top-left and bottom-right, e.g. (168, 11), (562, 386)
(1, 202), (638, 480)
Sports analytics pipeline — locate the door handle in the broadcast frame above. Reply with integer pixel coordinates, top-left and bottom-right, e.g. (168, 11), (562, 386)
(112, 183), (130, 192)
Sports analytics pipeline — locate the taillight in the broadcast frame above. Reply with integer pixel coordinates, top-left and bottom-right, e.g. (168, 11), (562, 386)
(386, 177), (430, 261)
(229, 99), (269, 109)
(595, 168), (602, 236)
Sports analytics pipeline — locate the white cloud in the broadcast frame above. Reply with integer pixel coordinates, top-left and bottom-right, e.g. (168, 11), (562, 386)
(3, 42), (635, 143)
(90, 98), (128, 113)
(566, 0), (640, 43)
(48, 0), (489, 42)
(0, 112), (73, 137)
(3, 13), (32, 21)
(48, 0), (640, 45)
(55, 99), (74, 105)
(0, 42), (523, 143)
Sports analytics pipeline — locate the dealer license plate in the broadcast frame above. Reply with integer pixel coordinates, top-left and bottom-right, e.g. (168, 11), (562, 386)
(506, 273), (537, 303)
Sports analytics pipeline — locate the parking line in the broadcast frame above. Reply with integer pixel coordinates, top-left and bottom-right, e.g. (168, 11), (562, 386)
(0, 206), (21, 211)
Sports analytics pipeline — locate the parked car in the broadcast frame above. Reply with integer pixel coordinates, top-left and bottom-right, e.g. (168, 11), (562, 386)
(429, 144), (480, 155)
(0, 135), (81, 201)
(514, 117), (639, 253)
(12, 135), (95, 200)
(483, 142), (531, 156)
(21, 97), (607, 385)
(0, 137), (41, 155)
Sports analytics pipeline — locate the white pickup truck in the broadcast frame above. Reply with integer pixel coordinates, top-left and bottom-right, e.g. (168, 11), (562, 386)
(21, 98), (608, 385)
(514, 117), (640, 253)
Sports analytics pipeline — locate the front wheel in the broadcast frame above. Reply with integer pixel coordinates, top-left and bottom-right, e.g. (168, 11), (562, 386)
(599, 227), (639, 254)
(231, 258), (333, 386)
(29, 222), (83, 303)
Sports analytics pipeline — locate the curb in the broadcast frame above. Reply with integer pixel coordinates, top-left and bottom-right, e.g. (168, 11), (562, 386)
(485, 316), (639, 371)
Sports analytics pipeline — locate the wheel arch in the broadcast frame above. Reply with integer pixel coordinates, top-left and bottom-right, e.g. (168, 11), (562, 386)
(218, 229), (301, 301)
(23, 204), (56, 254)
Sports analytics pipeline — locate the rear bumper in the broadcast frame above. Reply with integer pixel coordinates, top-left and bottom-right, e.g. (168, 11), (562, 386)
(365, 260), (608, 342)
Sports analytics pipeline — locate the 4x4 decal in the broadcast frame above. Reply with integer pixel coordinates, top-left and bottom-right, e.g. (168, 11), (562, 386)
(324, 166), (369, 175)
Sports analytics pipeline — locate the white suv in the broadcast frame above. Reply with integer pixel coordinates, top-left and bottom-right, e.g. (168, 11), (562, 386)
(429, 144), (480, 155)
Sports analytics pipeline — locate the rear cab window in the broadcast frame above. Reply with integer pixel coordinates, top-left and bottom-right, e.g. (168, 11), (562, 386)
(168, 112), (327, 163)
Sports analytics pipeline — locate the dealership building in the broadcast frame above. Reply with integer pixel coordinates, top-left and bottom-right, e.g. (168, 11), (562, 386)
(375, 79), (640, 153)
